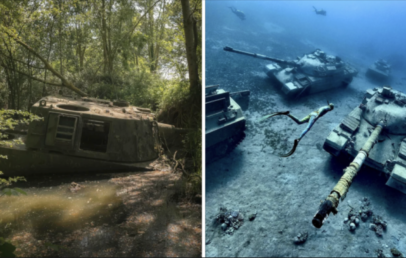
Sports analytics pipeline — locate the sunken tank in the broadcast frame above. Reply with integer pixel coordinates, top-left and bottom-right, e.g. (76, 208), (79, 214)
(366, 59), (391, 83)
(224, 46), (358, 97)
(0, 95), (183, 176)
(206, 85), (249, 163)
(323, 86), (406, 194)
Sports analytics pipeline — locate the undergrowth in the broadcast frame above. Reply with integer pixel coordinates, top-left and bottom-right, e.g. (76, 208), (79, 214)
(157, 80), (202, 202)
(0, 110), (42, 257)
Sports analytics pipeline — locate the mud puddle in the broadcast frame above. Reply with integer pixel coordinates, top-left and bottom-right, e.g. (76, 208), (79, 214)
(1, 164), (201, 257)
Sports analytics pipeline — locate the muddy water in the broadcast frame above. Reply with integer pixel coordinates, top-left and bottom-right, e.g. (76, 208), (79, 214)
(0, 174), (126, 256)
(0, 180), (122, 234)
(0, 169), (201, 257)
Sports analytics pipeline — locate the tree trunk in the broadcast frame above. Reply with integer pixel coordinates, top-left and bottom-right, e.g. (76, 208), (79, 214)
(147, 0), (156, 73)
(180, 0), (200, 95)
(58, 0), (64, 76)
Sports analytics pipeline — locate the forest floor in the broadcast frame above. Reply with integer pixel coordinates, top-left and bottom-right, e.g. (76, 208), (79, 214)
(1, 157), (201, 257)
(205, 25), (406, 257)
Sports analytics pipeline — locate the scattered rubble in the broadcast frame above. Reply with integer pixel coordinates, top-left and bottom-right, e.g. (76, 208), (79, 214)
(215, 207), (244, 235)
(349, 222), (356, 231)
(369, 215), (387, 236)
(359, 197), (373, 222)
(390, 248), (402, 257)
(293, 232), (308, 245)
(375, 249), (386, 258)
(345, 209), (361, 231)
(344, 197), (375, 232)
(69, 182), (83, 193)
(248, 213), (257, 221)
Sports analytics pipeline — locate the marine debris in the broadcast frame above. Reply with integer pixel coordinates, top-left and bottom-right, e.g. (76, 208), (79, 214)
(369, 215), (387, 237)
(359, 197), (374, 221)
(375, 249), (386, 258)
(69, 182), (84, 193)
(293, 232), (308, 244)
(248, 213), (257, 221)
(390, 248), (403, 257)
(215, 207), (244, 235)
(343, 197), (375, 232)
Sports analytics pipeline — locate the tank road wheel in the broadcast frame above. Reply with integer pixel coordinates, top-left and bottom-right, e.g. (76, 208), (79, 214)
(215, 142), (229, 157)
(206, 131), (246, 164)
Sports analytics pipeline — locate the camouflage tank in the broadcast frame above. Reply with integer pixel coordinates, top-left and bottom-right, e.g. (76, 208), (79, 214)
(224, 46), (358, 97)
(323, 86), (406, 194)
(0, 95), (183, 176)
(206, 85), (249, 163)
(366, 59), (391, 82)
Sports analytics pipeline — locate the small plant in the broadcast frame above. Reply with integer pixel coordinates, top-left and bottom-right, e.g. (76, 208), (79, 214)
(0, 237), (16, 258)
(157, 80), (202, 201)
(0, 109), (42, 195)
(0, 109), (42, 257)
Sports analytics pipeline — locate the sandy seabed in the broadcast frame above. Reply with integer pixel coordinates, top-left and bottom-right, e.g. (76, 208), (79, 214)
(205, 27), (406, 257)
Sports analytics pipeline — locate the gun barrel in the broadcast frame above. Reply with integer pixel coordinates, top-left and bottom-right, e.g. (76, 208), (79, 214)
(223, 46), (295, 66)
(312, 120), (385, 229)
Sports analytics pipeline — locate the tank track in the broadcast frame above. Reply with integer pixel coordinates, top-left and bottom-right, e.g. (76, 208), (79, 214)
(206, 130), (246, 164)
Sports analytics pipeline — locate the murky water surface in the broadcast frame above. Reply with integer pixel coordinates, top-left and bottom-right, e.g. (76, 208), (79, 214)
(0, 170), (201, 257)
(0, 178), (122, 234)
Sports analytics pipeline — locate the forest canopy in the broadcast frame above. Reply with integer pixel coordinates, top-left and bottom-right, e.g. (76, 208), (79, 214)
(0, 0), (201, 115)
(0, 0), (202, 194)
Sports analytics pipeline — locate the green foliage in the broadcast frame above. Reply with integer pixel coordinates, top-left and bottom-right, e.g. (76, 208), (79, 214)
(0, 0), (201, 201)
(0, 110), (40, 257)
(0, 109), (42, 132)
(0, 237), (16, 258)
(0, 110), (40, 193)
(157, 79), (201, 198)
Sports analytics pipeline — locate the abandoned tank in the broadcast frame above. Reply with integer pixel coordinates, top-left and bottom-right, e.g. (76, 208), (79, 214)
(206, 85), (249, 163)
(0, 95), (183, 176)
(224, 46), (358, 97)
(366, 59), (391, 83)
(323, 86), (406, 194)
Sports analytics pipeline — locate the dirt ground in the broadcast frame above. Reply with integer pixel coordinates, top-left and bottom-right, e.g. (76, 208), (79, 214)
(1, 159), (201, 257)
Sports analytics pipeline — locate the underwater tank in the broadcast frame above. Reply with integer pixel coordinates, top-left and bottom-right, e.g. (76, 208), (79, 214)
(206, 85), (249, 163)
(224, 46), (358, 97)
(366, 59), (391, 83)
(323, 86), (406, 194)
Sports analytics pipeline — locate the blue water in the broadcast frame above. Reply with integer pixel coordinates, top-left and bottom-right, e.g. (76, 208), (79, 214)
(206, 0), (406, 76)
(205, 2), (406, 257)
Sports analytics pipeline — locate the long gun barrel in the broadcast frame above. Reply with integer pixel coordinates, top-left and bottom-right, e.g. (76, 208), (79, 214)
(223, 46), (296, 66)
(312, 120), (385, 228)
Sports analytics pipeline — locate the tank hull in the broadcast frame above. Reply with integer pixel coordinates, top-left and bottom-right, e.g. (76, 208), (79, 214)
(205, 86), (248, 163)
(0, 95), (183, 176)
(366, 60), (391, 83)
(224, 47), (358, 97)
(264, 63), (357, 97)
(0, 136), (155, 176)
(366, 66), (390, 82)
(323, 87), (406, 194)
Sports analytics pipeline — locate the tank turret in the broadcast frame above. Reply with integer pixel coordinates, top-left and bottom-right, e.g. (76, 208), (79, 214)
(206, 85), (249, 163)
(314, 119), (385, 228)
(224, 46), (296, 66)
(318, 86), (406, 226)
(224, 46), (358, 97)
